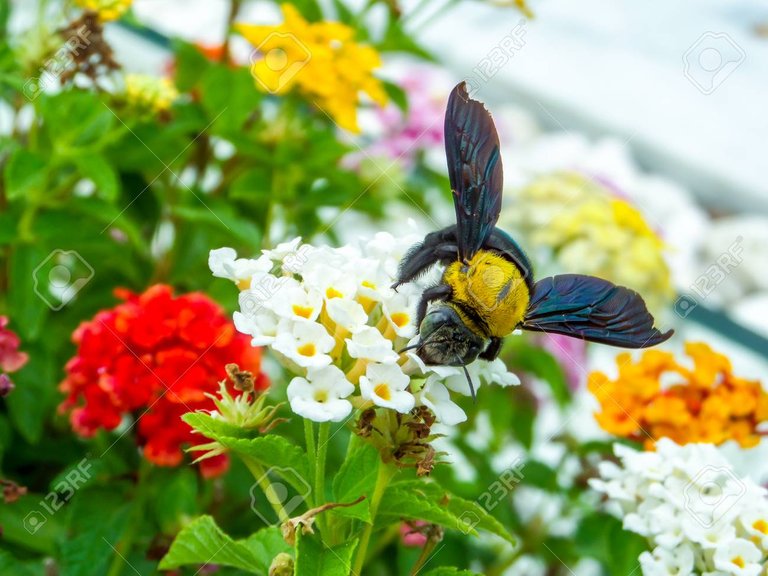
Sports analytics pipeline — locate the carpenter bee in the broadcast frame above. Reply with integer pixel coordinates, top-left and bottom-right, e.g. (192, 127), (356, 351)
(395, 82), (672, 398)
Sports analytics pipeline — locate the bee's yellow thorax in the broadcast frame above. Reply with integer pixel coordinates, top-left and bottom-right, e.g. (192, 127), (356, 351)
(443, 251), (531, 338)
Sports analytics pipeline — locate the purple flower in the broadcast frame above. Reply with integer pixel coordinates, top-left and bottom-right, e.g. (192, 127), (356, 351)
(538, 333), (587, 391)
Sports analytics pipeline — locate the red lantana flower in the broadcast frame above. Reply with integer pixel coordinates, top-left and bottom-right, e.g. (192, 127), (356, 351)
(59, 284), (267, 477)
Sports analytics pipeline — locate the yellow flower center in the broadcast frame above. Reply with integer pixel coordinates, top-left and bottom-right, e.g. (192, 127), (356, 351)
(374, 383), (391, 401)
(732, 556), (745, 568)
(236, 278), (251, 291)
(292, 304), (314, 319)
(753, 519), (768, 534)
(362, 280), (376, 290)
(297, 343), (316, 357)
(326, 287), (343, 299)
(390, 312), (409, 328)
(314, 390), (328, 403)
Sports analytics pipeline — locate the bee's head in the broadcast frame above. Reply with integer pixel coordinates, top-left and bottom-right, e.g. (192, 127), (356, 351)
(416, 305), (485, 367)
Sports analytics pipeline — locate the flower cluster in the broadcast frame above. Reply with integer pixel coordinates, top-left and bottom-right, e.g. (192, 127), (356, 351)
(0, 316), (28, 396)
(124, 74), (179, 114)
(589, 342), (768, 449)
(59, 285), (266, 476)
(592, 439), (768, 576)
(237, 4), (387, 132)
(74, 0), (132, 21)
(502, 172), (673, 314)
(209, 234), (519, 426)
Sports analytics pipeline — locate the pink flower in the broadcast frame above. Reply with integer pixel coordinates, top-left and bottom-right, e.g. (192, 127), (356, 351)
(0, 317), (28, 374)
(539, 333), (587, 390)
(400, 520), (429, 548)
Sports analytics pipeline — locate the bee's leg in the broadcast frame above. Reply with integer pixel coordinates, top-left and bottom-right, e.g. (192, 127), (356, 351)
(394, 227), (459, 289)
(479, 336), (503, 361)
(416, 284), (453, 330)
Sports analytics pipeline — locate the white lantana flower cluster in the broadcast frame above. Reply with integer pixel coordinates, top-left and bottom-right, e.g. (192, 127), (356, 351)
(209, 234), (519, 425)
(591, 439), (768, 576)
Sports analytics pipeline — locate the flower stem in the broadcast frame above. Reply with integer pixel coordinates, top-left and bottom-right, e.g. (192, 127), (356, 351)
(304, 419), (317, 507)
(106, 460), (152, 576)
(314, 422), (330, 535)
(243, 458), (290, 523)
(351, 462), (396, 575)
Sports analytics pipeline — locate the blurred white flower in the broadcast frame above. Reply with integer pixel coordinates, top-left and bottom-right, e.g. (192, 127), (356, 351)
(592, 439), (768, 576)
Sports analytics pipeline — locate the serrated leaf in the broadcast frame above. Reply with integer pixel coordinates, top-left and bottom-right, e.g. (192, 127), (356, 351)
(331, 440), (379, 522)
(295, 532), (357, 576)
(183, 411), (258, 441)
(160, 515), (287, 572)
(377, 482), (471, 535)
(446, 494), (516, 545)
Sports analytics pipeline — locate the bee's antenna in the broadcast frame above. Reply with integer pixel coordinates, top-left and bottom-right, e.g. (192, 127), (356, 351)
(457, 357), (477, 404)
(398, 343), (422, 354)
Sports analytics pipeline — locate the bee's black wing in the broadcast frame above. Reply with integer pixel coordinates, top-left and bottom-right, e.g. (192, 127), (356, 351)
(521, 274), (673, 348)
(445, 82), (503, 263)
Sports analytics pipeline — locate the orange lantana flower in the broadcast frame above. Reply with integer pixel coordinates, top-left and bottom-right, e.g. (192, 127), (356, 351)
(588, 342), (768, 449)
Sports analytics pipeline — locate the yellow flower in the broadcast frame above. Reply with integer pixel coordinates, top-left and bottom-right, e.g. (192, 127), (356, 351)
(237, 4), (387, 132)
(589, 342), (768, 449)
(75, 0), (132, 21)
(124, 74), (178, 114)
(502, 172), (673, 315)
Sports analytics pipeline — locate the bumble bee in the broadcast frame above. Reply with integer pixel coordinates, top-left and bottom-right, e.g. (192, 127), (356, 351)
(395, 82), (672, 398)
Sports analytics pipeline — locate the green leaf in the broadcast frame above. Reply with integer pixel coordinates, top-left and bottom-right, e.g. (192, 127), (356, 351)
(183, 414), (311, 496)
(74, 154), (120, 201)
(0, 551), (45, 576)
(5, 342), (55, 443)
(160, 515), (287, 572)
(222, 436), (311, 496)
(331, 440), (379, 522)
(295, 532), (358, 575)
(4, 149), (47, 200)
(446, 494), (516, 545)
(377, 482), (473, 535)
(183, 411), (259, 441)
(519, 460), (559, 492)
(506, 338), (571, 407)
(575, 512), (647, 574)
(59, 488), (133, 576)
(382, 80), (408, 112)
(172, 39), (212, 92)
